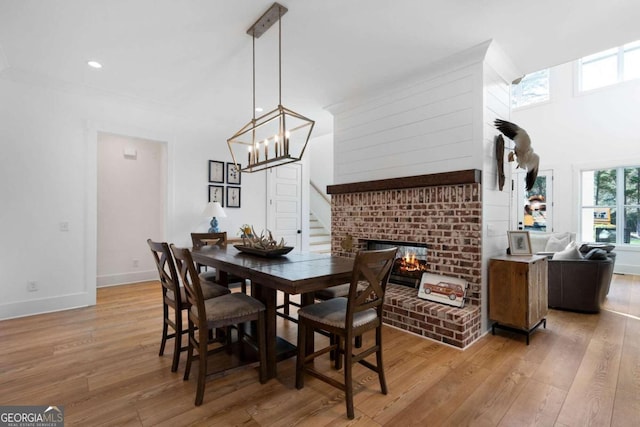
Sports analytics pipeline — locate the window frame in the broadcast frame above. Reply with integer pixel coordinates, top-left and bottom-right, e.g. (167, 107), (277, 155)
(578, 40), (640, 92)
(511, 68), (551, 110)
(580, 165), (640, 247)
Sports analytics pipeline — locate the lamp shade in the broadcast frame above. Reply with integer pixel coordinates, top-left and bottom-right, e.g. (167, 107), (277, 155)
(202, 201), (227, 218)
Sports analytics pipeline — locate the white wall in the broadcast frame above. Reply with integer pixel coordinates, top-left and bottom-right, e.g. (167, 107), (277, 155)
(512, 61), (640, 274)
(0, 79), (90, 319)
(0, 76), (267, 319)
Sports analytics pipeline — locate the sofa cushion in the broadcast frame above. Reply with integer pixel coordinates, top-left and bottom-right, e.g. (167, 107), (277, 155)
(579, 243), (615, 253)
(529, 232), (575, 254)
(545, 234), (571, 252)
(584, 248), (609, 260)
(552, 242), (583, 260)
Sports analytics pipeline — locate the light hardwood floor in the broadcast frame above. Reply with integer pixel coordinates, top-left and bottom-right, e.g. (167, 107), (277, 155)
(1, 274), (638, 426)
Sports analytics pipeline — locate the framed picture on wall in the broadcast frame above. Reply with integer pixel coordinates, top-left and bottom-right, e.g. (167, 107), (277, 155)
(227, 186), (241, 208)
(208, 160), (224, 183)
(227, 162), (241, 185)
(208, 185), (224, 206)
(508, 230), (532, 255)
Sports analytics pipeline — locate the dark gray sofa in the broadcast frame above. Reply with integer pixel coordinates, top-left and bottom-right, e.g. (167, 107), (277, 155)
(547, 254), (615, 313)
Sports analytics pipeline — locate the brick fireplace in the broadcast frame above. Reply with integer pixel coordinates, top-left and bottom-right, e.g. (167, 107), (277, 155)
(327, 170), (482, 348)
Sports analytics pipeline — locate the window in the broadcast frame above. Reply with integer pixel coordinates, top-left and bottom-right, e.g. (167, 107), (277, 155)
(581, 167), (640, 245)
(579, 40), (640, 91)
(511, 69), (550, 109)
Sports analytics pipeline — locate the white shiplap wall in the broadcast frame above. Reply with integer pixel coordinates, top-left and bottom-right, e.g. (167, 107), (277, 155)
(328, 42), (494, 185)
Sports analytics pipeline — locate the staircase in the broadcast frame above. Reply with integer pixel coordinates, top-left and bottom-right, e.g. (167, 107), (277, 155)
(309, 212), (331, 253)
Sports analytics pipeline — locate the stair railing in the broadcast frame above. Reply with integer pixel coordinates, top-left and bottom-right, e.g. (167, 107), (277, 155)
(310, 180), (331, 232)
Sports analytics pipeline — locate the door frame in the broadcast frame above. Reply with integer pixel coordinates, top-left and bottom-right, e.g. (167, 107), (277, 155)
(513, 168), (554, 232)
(86, 120), (173, 306)
(266, 162), (309, 251)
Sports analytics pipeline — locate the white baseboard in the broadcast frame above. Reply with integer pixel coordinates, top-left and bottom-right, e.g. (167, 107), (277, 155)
(97, 270), (157, 287)
(614, 264), (640, 276)
(0, 292), (91, 321)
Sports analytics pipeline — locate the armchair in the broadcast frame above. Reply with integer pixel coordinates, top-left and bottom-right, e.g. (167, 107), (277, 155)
(547, 255), (614, 313)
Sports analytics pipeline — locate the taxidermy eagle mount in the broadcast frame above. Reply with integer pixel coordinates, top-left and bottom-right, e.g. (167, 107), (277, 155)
(494, 119), (539, 191)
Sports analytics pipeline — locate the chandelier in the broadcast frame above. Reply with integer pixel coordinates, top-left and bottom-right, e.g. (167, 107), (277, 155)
(227, 2), (314, 173)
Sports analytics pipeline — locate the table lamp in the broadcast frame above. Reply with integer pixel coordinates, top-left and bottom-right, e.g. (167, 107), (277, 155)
(202, 201), (226, 233)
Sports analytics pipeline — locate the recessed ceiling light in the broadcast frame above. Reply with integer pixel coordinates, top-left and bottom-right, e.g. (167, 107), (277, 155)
(255, 107), (263, 113)
(87, 60), (103, 69)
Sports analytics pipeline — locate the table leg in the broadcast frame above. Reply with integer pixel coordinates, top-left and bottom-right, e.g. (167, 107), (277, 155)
(252, 282), (278, 379)
(217, 270), (228, 287)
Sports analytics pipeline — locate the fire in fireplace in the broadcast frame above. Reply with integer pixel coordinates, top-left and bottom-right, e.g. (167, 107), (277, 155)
(367, 240), (427, 288)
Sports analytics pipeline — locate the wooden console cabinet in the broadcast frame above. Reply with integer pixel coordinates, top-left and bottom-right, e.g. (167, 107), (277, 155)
(489, 254), (548, 344)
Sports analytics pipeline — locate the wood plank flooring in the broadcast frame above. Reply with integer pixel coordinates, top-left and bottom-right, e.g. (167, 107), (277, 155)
(1, 274), (638, 426)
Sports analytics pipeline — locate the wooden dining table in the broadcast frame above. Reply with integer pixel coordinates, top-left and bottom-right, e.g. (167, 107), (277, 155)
(191, 244), (354, 380)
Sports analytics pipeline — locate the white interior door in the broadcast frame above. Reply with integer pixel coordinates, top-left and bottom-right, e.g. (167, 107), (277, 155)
(267, 164), (302, 251)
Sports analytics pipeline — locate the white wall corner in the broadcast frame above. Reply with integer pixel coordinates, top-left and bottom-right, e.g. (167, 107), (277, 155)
(484, 39), (522, 84)
(0, 42), (9, 73)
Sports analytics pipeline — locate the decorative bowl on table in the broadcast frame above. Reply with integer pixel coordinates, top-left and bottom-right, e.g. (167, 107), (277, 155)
(234, 244), (294, 257)
(234, 226), (293, 257)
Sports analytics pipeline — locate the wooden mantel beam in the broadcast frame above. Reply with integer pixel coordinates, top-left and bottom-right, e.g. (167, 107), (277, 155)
(326, 169), (481, 195)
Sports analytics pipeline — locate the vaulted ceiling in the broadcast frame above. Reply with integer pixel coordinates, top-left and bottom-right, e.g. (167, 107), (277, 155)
(1, 0), (639, 136)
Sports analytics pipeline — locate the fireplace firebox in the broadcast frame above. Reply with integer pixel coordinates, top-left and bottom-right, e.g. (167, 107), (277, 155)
(367, 240), (427, 288)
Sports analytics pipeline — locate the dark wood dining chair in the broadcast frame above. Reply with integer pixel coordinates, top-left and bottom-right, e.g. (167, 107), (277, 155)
(170, 244), (268, 406)
(147, 239), (231, 372)
(295, 247), (397, 419)
(191, 232), (248, 293)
